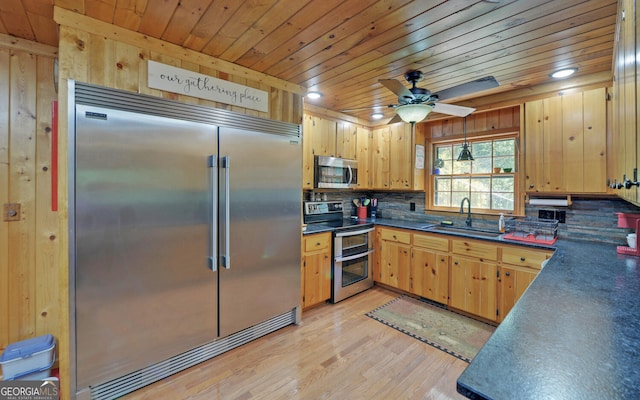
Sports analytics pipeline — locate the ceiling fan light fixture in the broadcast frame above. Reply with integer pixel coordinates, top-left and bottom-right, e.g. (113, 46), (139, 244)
(395, 104), (432, 123)
(550, 68), (577, 79)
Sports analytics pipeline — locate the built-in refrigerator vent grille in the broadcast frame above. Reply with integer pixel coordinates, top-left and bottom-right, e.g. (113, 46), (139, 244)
(88, 310), (296, 400)
(72, 81), (301, 137)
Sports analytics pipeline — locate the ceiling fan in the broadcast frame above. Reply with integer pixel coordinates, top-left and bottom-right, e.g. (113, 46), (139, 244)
(378, 71), (499, 124)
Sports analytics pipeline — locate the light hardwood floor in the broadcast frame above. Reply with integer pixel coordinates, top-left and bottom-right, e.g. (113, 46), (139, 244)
(123, 286), (468, 400)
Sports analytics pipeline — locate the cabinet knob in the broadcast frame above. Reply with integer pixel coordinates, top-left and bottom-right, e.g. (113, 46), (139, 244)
(454, 261), (459, 265)
(520, 257), (526, 262)
(316, 242), (321, 246)
(393, 235), (397, 239)
(505, 271), (511, 277)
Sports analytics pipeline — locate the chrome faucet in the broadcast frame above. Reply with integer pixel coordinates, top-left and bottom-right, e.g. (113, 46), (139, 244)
(460, 197), (472, 227)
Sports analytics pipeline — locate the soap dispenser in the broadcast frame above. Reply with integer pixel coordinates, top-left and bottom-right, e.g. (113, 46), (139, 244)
(498, 213), (505, 233)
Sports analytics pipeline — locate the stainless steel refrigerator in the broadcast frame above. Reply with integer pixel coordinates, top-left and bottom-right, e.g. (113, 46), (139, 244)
(69, 82), (301, 399)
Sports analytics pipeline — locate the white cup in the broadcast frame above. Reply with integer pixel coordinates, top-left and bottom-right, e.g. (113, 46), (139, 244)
(627, 233), (636, 248)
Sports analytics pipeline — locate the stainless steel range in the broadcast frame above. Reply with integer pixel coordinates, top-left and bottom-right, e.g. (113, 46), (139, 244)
(304, 201), (375, 303)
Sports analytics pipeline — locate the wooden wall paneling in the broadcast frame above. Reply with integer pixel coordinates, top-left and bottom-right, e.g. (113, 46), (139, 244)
(9, 50), (38, 342)
(499, 108), (515, 129)
(114, 40), (142, 93)
(583, 88), (607, 192)
(485, 110), (500, 130)
(543, 97), (564, 192)
(562, 92), (584, 192)
(88, 33), (115, 88)
(34, 56), (59, 338)
(0, 47), (9, 349)
(59, 26), (91, 83)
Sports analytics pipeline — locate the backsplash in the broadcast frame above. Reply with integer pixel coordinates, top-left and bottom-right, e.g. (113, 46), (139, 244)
(309, 191), (640, 245)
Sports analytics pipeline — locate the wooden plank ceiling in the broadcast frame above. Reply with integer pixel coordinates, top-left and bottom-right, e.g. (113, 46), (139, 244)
(2, 0), (618, 122)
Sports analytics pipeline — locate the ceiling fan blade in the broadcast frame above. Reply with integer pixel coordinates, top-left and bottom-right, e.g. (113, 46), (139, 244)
(379, 79), (415, 101)
(432, 103), (476, 117)
(386, 114), (404, 124)
(434, 76), (499, 101)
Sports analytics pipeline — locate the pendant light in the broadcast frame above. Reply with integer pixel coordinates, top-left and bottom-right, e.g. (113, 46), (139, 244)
(457, 117), (474, 161)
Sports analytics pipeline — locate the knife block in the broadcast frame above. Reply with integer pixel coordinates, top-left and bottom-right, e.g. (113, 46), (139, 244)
(617, 213), (640, 256)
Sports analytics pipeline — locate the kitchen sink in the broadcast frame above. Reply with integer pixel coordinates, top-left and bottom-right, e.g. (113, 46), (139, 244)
(428, 225), (502, 239)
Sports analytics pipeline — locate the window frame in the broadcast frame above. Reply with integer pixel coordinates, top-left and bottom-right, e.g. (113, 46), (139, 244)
(427, 133), (522, 216)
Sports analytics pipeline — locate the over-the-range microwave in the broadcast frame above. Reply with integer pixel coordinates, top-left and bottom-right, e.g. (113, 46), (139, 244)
(314, 155), (358, 189)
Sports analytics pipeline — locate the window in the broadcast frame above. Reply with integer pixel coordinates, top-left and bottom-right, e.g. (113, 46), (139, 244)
(432, 138), (516, 212)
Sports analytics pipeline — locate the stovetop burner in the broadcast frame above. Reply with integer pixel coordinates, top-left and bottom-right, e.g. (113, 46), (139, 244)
(303, 201), (373, 233)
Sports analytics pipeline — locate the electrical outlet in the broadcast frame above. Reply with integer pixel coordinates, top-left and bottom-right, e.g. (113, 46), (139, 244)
(538, 209), (555, 220)
(410, 202), (416, 211)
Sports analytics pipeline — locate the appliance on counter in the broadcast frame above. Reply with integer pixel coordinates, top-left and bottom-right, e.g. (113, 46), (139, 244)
(314, 155), (358, 189)
(304, 201), (374, 303)
(617, 212), (640, 255)
(69, 82), (302, 399)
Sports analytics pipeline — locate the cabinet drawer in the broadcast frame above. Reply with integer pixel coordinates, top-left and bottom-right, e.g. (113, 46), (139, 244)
(380, 228), (411, 244)
(304, 233), (331, 252)
(502, 246), (552, 269)
(452, 239), (498, 261)
(413, 233), (449, 252)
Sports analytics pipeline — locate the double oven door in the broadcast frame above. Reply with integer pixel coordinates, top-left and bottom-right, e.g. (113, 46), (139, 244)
(332, 226), (375, 303)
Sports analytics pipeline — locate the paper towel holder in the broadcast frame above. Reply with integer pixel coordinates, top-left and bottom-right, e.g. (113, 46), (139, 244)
(525, 194), (572, 207)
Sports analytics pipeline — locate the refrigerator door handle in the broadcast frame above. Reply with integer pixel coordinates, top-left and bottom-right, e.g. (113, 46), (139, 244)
(222, 155), (231, 269)
(208, 155), (218, 272)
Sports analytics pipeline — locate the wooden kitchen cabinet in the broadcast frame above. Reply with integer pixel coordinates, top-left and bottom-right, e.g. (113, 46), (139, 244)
(450, 238), (499, 321)
(302, 114), (337, 189)
(611, 0), (639, 204)
(356, 125), (372, 190)
(450, 255), (498, 322)
(301, 232), (332, 309)
(524, 88), (607, 193)
(411, 233), (450, 304)
(371, 123), (425, 191)
(376, 227), (411, 291)
(497, 246), (553, 321)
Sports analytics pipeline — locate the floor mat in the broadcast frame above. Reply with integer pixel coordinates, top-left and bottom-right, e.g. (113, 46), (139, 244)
(366, 296), (495, 362)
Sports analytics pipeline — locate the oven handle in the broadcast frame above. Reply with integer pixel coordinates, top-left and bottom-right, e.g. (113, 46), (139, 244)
(335, 249), (374, 263)
(334, 227), (375, 237)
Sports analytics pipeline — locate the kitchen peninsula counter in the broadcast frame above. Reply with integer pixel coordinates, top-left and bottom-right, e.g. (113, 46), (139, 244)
(457, 238), (640, 399)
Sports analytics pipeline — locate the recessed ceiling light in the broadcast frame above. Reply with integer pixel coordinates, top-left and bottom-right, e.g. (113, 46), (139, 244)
(306, 91), (322, 99)
(371, 112), (384, 120)
(551, 68), (577, 79)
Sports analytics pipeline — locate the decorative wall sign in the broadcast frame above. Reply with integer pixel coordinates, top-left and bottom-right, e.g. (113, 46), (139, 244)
(147, 60), (269, 113)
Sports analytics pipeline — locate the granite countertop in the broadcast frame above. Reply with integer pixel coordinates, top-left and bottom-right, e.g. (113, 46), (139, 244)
(305, 217), (640, 398)
(457, 239), (640, 399)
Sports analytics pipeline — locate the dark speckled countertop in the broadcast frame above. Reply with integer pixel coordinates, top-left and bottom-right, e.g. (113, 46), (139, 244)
(457, 238), (640, 399)
(304, 217), (640, 398)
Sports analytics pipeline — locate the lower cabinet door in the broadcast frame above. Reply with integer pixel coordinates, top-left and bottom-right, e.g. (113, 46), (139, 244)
(450, 256), (498, 321)
(411, 248), (449, 304)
